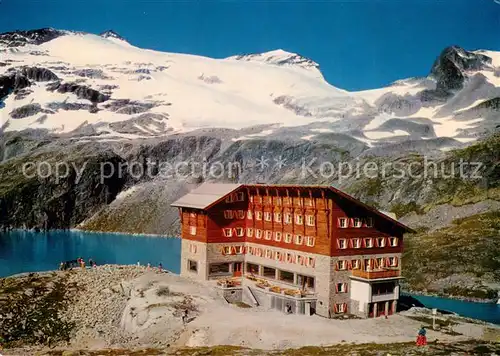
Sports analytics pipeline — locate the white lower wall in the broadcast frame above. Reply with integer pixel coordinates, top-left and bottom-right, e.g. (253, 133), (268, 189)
(350, 279), (371, 312)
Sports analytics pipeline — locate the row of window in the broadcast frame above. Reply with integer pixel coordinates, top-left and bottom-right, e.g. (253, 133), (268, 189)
(218, 244), (317, 268)
(223, 227), (316, 247)
(336, 256), (399, 271)
(249, 195), (315, 206)
(337, 237), (399, 249)
(224, 210), (316, 226)
(338, 217), (373, 228)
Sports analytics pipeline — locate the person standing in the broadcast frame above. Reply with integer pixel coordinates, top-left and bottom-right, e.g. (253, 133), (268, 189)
(158, 263), (163, 272)
(416, 326), (427, 346)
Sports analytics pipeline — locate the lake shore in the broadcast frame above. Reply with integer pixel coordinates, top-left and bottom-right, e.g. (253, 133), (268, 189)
(403, 289), (499, 304)
(1, 265), (499, 354)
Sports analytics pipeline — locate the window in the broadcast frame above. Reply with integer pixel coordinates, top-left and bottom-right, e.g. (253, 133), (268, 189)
(189, 244), (197, 254)
(295, 214), (303, 225)
(296, 197), (303, 206)
(377, 237), (386, 247)
(189, 226), (197, 235)
(389, 237), (398, 247)
(284, 233), (292, 243)
(338, 218), (348, 228)
(364, 238), (374, 248)
(388, 257), (398, 267)
(275, 251), (282, 261)
(276, 197), (282, 205)
(265, 249), (273, 259)
(236, 227), (244, 237)
(306, 236), (315, 247)
(307, 257), (315, 267)
(352, 238), (361, 248)
(257, 196), (263, 203)
(351, 259), (361, 269)
(294, 235), (303, 245)
(209, 263), (230, 275)
(336, 260), (347, 270)
(353, 218), (362, 228)
(256, 211), (263, 220)
(235, 246), (244, 254)
(224, 246), (232, 255)
(247, 228), (253, 237)
(224, 210), (233, 219)
(263, 266), (276, 278)
(377, 258), (385, 269)
(190, 212), (196, 218)
(237, 192), (245, 201)
(264, 212), (272, 221)
(366, 217), (373, 227)
(338, 239), (347, 249)
(306, 215), (315, 226)
(247, 210), (253, 219)
(275, 232), (282, 242)
(274, 212), (282, 222)
(373, 282), (395, 295)
(306, 198), (313, 206)
(297, 274), (315, 290)
(256, 229), (263, 239)
(246, 263), (259, 274)
(286, 253), (293, 263)
(188, 260), (198, 273)
(336, 283), (348, 293)
(223, 228), (232, 237)
(284, 213), (292, 224)
(265, 230), (272, 240)
(279, 270), (294, 284)
(335, 303), (347, 313)
(237, 210), (245, 219)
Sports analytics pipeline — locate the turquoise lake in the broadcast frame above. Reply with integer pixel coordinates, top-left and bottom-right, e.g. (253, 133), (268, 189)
(0, 230), (181, 277)
(1, 230), (499, 324)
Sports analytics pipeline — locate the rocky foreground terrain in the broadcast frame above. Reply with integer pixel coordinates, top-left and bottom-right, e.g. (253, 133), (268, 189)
(1, 266), (500, 356)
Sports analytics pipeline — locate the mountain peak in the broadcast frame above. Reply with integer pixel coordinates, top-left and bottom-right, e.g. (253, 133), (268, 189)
(0, 28), (67, 47)
(430, 45), (492, 91)
(100, 30), (127, 42)
(227, 49), (322, 76)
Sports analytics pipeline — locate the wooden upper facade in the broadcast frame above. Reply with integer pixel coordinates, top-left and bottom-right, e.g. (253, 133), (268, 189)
(173, 184), (412, 257)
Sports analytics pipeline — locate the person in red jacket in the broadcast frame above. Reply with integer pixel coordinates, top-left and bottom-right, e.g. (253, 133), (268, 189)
(416, 326), (427, 346)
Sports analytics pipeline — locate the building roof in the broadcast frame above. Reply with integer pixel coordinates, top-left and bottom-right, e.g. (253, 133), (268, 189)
(171, 183), (413, 233)
(171, 183), (242, 210)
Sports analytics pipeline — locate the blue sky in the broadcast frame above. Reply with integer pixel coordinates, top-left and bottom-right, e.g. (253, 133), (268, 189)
(1, 0), (499, 91)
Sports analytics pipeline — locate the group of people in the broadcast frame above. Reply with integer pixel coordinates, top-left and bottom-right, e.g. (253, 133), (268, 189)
(59, 257), (97, 271)
(137, 261), (163, 272)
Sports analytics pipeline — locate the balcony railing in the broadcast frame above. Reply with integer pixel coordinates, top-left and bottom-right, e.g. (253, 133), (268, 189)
(351, 269), (401, 280)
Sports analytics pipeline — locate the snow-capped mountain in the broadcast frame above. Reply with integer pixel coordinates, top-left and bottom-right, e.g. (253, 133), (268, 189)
(1, 28), (499, 151)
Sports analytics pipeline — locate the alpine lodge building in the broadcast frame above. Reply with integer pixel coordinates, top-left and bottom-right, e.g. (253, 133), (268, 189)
(171, 183), (413, 319)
